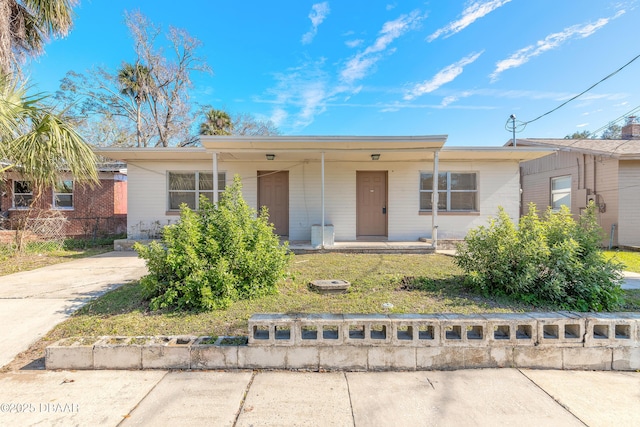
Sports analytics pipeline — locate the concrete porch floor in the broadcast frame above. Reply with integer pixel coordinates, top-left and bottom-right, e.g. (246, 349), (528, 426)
(287, 240), (439, 254)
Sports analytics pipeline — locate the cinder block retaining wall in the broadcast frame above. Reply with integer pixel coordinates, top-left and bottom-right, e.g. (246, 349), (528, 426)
(46, 312), (640, 371)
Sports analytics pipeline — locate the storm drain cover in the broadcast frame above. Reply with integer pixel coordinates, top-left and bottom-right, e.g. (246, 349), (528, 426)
(309, 279), (351, 294)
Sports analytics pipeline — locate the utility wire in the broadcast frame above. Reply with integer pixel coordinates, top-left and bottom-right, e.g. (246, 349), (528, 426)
(523, 53), (640, 125)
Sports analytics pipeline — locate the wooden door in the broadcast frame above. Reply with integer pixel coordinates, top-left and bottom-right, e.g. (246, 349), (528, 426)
(258, 171), (289, 237)
(356, 171), (387, 237)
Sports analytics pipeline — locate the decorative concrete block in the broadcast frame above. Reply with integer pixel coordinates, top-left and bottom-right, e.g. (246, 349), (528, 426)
(527, 312), (585, 347)
(388, 314), (442, 347)
(248, 313), (298, 346)
(416, 347), (464, 370)
(440, 314), (488, 347)
(343, 314), (392, 346)
(367, 347), (416, 371)
(562, 347), (612, 370)
(584, 314), (637, 347)
(612, 347), (640, 371)
(238, 346), (286, 369)
(142, 336), (194, 369)
(190, 337), (239, 369)
(45, 337), (97, 370)
(481, 313), (536, 346)
(286, 346), (320, 370)
(94, 337), (142, 369)
(296, 314), (345, 346)
(319, 346), (367, 371)
(513, 346), (563, 369)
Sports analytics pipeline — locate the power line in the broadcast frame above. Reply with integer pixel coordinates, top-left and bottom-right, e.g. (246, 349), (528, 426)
(524, 53), (640, 125)
(506, 53), (640, 137)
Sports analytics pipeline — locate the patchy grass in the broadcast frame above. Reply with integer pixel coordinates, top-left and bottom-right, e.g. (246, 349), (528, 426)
(603, 250), (640, 273)
(47, 253), (557, 341)
(0, 247), (112, 276)
(0, 235), (123, 276)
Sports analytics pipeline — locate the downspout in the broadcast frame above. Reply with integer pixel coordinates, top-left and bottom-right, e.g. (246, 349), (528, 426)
(321, 152), (325, 250)
(212, 152), (219, 204)
(432, 150), (439, 249)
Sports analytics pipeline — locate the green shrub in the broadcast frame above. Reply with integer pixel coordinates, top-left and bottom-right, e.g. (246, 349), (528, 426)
(134, 176), (291, 311)
(455, 203), (624, 311)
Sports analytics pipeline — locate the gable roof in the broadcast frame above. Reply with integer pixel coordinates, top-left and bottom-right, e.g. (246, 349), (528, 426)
(506, 138), (640, 159)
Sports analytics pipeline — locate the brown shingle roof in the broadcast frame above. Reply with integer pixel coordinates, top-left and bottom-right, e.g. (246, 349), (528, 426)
(506, 138), (640, 158)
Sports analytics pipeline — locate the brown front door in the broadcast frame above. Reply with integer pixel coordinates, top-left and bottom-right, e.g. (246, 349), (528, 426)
(356, 171), (387, 237)
(258, 171), (289, 237)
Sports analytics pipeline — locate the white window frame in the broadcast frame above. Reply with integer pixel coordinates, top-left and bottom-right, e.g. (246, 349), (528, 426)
(12, 180), (33, 209)
(167, 171), (226, 211)
(53, 180), (74, 210)
(419, 171), (479, 212)
(550, 175), (571, 211)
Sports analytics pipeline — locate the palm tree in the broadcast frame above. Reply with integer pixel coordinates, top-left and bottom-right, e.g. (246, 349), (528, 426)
(118, 62), (153, 147)
(200, 108), (233, 136)
(0, 0), (77, 76)
(0, 76), (98, 190)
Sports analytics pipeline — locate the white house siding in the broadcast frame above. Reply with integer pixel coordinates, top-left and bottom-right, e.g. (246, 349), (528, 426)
(125, 158), (521, 241)
(618, 160), (640, 248)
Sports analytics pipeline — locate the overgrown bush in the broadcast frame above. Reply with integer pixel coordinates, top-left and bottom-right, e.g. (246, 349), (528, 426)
(134, 176), (291, 311)
(455, 203), (624, 311)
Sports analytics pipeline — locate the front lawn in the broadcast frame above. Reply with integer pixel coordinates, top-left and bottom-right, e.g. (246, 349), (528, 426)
(45, 252), (637, 343)
(603, 250), (640, 273)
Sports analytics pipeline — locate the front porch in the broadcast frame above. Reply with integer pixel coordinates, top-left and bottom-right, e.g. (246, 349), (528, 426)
(287, 239), (462, 254)
(113, 238), (461, 254)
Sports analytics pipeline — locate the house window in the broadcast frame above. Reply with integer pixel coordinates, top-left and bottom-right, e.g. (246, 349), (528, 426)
(551, 175), (571, 210)
(168, 171), (226, 210)
(420, 172), (478, 212)
(53, 180), (74, 209)
(13, 181), (32, 208)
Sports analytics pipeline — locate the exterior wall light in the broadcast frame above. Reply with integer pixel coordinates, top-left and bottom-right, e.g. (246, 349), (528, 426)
(266, 154), (276, 160)
(371, 154), (380, 160)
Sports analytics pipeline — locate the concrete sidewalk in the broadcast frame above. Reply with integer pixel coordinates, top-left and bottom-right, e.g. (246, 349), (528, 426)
(623, 271), (640, 290)
(0, 252), (147, 369)
(0, 368), (638, 426)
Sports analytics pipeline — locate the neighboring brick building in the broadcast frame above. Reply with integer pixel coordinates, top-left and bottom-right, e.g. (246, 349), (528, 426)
(0, 164), (127, 238)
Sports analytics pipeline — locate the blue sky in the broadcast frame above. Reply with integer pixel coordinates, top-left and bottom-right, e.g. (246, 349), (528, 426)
(24, 0), (640, 146)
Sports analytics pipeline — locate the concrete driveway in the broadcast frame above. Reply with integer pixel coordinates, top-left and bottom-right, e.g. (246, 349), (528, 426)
(0, 252), (147, 368)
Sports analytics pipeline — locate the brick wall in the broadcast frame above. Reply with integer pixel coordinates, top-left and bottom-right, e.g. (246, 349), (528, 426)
(0, 175), (127, 237)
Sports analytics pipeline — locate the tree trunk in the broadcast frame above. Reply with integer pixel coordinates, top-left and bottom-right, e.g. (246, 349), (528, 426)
(0, 0), (12, 76)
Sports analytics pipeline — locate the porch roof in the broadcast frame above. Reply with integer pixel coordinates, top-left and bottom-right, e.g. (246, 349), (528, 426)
(96, 135), (555, 163)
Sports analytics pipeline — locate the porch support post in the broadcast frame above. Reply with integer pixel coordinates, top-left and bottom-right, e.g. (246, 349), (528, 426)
(321, 151), (325, 249)
(432, 150), (439, 249)
(212, 151), (219, 204)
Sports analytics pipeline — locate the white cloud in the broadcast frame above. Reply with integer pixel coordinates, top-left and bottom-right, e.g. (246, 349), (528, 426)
(345, 39), (364, 48)
(264, 59), (335, 130)
(340, 10), (423, 83)
(428, 0), (511, 42)
(270, 108), (288, 127)
(386, 3), (397, 11)
(301, 2), (331, 45)
(404, 51), (483, 101)
(577, 123), (590, 128)
(440, 90), (474, 107)
(490, 10), (625, 81)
